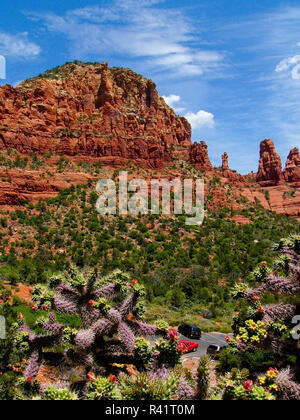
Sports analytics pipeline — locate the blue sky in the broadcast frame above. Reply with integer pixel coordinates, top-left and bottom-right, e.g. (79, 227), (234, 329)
(1, 0), (300, 173)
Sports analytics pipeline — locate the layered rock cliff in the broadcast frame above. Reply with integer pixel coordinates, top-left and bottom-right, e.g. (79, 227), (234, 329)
(0, 62), (191, 169)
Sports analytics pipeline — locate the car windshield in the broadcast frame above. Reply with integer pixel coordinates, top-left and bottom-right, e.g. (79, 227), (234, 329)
(209, 345), (219, 351)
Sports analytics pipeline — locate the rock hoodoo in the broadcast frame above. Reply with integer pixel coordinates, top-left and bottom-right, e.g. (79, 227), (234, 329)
(284, 148), (300, 185)
(222, 153), (229, 170)
(256, 139), (284, 186)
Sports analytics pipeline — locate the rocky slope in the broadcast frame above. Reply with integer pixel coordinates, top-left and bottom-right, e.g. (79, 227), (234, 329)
(0, 61), (298, 221)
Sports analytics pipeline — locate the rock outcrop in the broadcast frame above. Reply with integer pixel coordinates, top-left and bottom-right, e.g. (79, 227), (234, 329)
(284, 148), (300, 185)
(220, 152), (245, 184)
(0, 62), (191, 169)
(189, 141), (213, 171)
(222, 153), (229, 170)
(256, 139), (284, 186)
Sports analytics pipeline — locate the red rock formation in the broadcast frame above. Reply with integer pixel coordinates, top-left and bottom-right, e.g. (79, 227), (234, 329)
(0, 168), (93, 204)
(220, 152), (245, 184)
(189, 141), (213, 171)
(222, 153), (229, 170)
(0, 62), (299, 222)
(284, 148), (300, 185)
(256, 139), (284, 186)
(0, 62), (191, 169)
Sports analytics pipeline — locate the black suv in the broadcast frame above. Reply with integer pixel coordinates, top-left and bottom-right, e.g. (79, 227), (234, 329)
(178, 324), (202, 340)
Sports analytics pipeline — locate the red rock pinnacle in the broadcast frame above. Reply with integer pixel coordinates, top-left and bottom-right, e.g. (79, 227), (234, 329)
(256, 139), (284, 186)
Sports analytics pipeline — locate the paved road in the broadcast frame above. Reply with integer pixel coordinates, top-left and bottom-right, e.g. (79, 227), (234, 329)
(180, 332), (229, 359)
(148, 332), (231, 359)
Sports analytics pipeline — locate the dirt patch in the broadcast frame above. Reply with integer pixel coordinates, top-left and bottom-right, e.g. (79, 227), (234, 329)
(182, 358), (199, 376)
(1, 282), (32, 304)
(231, 215), (251, 225)
(14, 284), (32, 304)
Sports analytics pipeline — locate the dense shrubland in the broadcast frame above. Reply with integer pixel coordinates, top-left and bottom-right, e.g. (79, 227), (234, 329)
(0, 182), (299, 331)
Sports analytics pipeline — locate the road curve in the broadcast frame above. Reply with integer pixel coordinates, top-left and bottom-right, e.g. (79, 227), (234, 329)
(148, 332), (231, 359)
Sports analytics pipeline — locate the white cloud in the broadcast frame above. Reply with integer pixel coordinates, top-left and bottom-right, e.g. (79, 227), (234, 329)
(291, 63), (300, 79)
(163, 94), (181, 107)
(185, 110), (215, 129)
(162, 94), (186, 113)
(0, 31), (41, 58)
(26, 0), (225, 78)
(275, 54), (300, 79)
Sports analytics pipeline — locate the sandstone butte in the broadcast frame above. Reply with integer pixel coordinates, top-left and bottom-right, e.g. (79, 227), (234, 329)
(0, 61), (299, 221)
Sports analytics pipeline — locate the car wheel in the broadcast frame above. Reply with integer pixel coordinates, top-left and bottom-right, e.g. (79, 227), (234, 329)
(193, 348), (197, 352)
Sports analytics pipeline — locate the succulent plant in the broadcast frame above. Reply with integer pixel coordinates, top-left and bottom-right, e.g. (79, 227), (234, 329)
(18, 267), (182, 396)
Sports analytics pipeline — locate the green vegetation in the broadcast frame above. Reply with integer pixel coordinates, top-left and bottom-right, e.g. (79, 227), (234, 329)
(0, 182), (299, 331)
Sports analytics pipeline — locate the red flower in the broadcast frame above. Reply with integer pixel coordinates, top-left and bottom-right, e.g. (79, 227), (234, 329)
(108, 374), (117, 384)
(88, 300), (95, 308)
(26, 377), (32, 385)
(87, 372), (96, 382)
(31, 305), (38, 312)
(252, 296), (260, 303)
(257, 306), (264, 314)
(18, 312), (23, 320)
(168, 328), (179, 342)
(244, 380), (253, 393)
(225, 336), (231, 343)
(42, 305), (49, 311)
(127, 313), (134, 321)
(132, 279), (138, 285)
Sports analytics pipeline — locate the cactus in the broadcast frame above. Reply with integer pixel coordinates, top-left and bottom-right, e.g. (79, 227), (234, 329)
(196, 356), (211, 400)
(18, 267), (181, 394)
(177, 376), (196, 400)
(276, 368), (300, 400)
(231, 236), (300, 399)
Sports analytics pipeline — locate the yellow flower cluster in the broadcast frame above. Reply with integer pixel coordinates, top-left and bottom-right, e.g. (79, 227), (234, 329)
(258, 368), (279, 394)
(266, 368), (278, 380)
(237, 320), (267, 344)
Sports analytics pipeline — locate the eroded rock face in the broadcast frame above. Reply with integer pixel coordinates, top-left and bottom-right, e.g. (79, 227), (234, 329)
(284, 148), (300, 185)
(189, 141), (213, 171)
(256, 139), (284, 186)
(0, 62), (191, 169)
